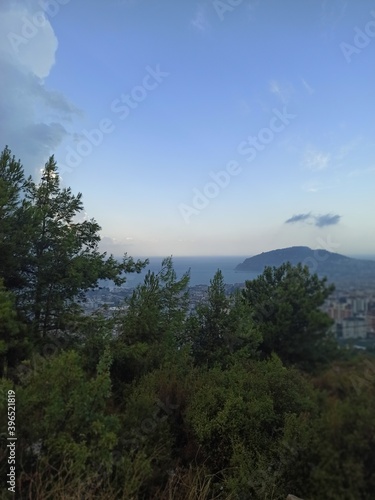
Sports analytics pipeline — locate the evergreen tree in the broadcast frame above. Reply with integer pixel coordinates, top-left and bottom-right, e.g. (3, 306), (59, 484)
(0, 279), (27, 377)
(0, 146), (33, 292)
(0, 148), (147, 341)
(185, 270), (261, 368)
(242, 262), (337, 370)
(112, 257), (190, 384)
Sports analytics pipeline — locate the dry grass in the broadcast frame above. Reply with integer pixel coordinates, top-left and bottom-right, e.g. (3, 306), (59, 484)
(13, 459), (234, 500)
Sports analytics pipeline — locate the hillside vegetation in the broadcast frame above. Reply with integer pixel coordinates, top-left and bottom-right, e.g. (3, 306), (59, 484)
(1, 148), (375, 499)
(236, 247), (375, 287)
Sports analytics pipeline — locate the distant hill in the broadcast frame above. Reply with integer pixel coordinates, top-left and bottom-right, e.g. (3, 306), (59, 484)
(235, 246), (375, 287)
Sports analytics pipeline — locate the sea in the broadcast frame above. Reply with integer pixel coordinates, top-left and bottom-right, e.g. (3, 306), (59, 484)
(100, 253), (375, 289)
(115, 256), (259, 288)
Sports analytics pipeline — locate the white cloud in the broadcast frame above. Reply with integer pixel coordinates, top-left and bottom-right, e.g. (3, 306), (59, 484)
(245, 0), (259, 20)
(247, 0), (259, 11)
(269, 79), (292, 104)
(301, 179), (338, 192)
(347, 166), (375, 178)
(301, 77), (314, 95)
(320, 0), (348, 38)
(302, 180), (322, 193)
(302, 148), (330, 171)
(334, 137), (361, 161)
(99, 236), (136, 256)
(191, 5), (209, 32)
(0, 1), (80, 174)
(236, 98), (252, 115)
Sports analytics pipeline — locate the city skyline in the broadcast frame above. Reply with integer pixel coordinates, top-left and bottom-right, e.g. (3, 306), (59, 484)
(1, 0), (374, 257)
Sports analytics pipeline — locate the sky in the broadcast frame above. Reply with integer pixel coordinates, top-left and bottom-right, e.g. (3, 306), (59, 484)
(0, 0), (374, 258)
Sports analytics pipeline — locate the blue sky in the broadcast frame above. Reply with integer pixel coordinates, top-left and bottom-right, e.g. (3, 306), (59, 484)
(1, 0), (374, 257)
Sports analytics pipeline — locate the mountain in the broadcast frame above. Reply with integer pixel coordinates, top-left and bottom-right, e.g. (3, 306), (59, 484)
(235, 246), (375, 287)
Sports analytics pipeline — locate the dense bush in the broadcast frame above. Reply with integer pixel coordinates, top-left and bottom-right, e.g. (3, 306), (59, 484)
(1, 148), (374, 499)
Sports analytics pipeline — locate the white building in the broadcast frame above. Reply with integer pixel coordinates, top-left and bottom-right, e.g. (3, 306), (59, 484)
(341, 316), (367, 339)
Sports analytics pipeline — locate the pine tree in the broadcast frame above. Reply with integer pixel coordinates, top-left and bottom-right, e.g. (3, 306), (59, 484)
(112, 257), (190, 384)
(242, 262), (337, 370)
(185, 270), (261, 368)
(0, 279), (27, 377)
(0, 146), (33, 292)
(0, 148), (147, 342)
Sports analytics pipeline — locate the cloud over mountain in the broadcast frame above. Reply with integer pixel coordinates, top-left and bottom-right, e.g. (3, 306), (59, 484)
(315, 213), (341, 227)
(285, 212), (341, 227)
(285, 213), (312, 224)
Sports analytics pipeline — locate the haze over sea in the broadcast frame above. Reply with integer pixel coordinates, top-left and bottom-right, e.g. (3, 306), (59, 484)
(105, 252), (375, 289)
(120, 256), (258, 288)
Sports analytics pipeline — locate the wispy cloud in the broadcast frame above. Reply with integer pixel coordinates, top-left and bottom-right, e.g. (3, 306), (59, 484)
(191, 5), (209, 32)
(301, 179), (340, 192)
(285, 213), (312, 224)
(99, 236), (135, 255)
(246, 0), (260, 19)
(236, 98), (252, 115)
(285, 212), (341, 227)
(334, 137), (361, 161)
(302, 148), (330, 171)
(315, 213), (341, 227)
(269, 79), (292, 104)
(320, 0), (348, 38)
(301, 77), (314, 95)
(302, 181), (325, 193)
(347, 166), (375, 178)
